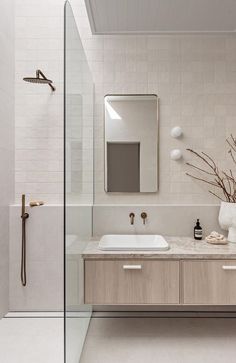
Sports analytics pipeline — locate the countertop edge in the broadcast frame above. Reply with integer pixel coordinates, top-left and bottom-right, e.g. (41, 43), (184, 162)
(82, 254), (236, 260)
(81, 237), (236, 260)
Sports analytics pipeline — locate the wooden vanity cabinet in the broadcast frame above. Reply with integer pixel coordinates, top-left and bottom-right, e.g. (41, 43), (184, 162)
(182, 260), (236, 305)
(84, 258), (236, 306)
(84, 259), (179, 305)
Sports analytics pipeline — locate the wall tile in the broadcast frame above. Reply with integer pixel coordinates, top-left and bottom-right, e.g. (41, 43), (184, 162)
(0, 0), (14, 317)
(15, 0), (236, 208)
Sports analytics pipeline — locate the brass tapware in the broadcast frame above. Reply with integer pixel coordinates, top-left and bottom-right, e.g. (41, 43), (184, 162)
(23, 69), (56, 91)
(29, 201), (44, 207)
(21, 194), (29, 287)
(129, 212), (135, 225)
(141, 212), (147, 225)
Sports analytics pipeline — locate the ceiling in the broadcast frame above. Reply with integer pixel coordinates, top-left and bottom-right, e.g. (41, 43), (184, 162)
(84, 0), (236, 34)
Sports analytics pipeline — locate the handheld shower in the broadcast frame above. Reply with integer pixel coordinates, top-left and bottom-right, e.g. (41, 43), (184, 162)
(21, 194), (29, 286)
(20, 196), (45, 286)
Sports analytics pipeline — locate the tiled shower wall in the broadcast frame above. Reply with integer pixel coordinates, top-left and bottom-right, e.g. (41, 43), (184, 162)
(15, 0), (93, 205)
(15, 0), (64, 204)
(15, 0), (236, 205)
(0, 0), (15, 317)
(12, 0), (94, 311)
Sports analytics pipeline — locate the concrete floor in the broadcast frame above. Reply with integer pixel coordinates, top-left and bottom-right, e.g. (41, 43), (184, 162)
(1, 316), (236, 363)
(0, 316), (64, 363)
(80, 317), (236, 363)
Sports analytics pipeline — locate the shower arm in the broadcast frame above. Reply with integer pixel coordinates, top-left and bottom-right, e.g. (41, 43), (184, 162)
(36, 69), (56, 91)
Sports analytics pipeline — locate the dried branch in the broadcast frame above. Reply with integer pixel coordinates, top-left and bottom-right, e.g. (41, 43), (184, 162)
(208, 190), (224, 201)
(227, 134), (236, 166)
(186, 136), (236, 203)
(223, 172), (232, 197)
(185, 173), (219, 187)
(227, 134), (236, 152)
(186, 149), (216, 172)
(229, 149), (236, 165)
(186, 162), (215, 176)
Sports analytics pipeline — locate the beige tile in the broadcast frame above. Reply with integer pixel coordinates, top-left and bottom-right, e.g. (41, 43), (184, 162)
(81, 318), (236, 363)
(0, 317), (64, 363)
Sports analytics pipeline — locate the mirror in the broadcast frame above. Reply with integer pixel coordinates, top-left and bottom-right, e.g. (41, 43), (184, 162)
(104, 94), (158, 193)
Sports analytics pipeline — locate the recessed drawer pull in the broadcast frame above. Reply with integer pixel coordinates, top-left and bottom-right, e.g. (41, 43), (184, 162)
(222, 266), (236, 270)
(123, 265), (142, 270)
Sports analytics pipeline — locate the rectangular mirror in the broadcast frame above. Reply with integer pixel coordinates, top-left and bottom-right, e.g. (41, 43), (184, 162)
(104, 94), (158, 193)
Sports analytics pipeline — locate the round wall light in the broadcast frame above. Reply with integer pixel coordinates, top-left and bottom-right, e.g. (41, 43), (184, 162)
(170, 149), (182, 160)
(171, 126), (182, 138)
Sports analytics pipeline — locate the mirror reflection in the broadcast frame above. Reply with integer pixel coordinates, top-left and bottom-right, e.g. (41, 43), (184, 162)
(104, 94), (158, 193)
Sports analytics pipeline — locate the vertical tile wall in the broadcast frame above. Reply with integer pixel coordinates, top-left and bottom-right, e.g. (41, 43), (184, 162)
(11, 0), (236, 310)
(12, 0), (94, 311)
(15, 0), (236, 205)
(15, 0), (94, 205)
(15, 0), (64, 204)
(0, 0), (15, 317)
(65, 7), (93, 204)
(72, 0), (236, 205)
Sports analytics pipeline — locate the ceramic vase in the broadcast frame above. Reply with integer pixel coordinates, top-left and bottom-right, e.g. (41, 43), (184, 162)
(219, 202), (236, 243)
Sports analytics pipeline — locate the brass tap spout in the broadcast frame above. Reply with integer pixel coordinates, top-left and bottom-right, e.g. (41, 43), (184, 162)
(129, 212), (135, 225)
(29, 201), (44, 207)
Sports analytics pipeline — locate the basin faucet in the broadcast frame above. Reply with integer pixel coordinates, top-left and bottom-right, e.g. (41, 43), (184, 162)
(141, 212), (147, 225)
(129, 212), (135, 225)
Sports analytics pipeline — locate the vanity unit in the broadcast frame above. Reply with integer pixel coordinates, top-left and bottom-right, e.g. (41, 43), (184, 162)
(82, 237), (236, 306)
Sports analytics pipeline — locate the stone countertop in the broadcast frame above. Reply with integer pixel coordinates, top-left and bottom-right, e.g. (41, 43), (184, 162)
(82, 236), (236, 260)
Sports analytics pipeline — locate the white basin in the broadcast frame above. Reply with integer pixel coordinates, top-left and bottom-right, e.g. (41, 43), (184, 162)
(98, 234), (169, 251)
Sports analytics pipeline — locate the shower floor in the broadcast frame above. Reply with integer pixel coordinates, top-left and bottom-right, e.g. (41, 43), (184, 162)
(2, 314), (236, 363)
(0, 313), (63, 363)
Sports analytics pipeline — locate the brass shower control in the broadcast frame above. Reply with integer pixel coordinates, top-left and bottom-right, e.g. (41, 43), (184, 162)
(29, 201), (44, 207)
(141, 212), (147, 225)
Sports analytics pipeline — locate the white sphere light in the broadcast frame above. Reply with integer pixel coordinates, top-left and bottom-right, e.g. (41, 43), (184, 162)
(171, 126), (182, 138)
(170, 149), (182, 160)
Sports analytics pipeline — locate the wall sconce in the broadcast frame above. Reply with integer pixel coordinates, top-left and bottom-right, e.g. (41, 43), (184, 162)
(171, 126), (182, 138)
(170, 149), (182, 160)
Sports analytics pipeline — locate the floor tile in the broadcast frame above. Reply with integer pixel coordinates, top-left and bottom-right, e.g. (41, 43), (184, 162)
(80, 317), (236, 363)
(0, 318), (64, 363)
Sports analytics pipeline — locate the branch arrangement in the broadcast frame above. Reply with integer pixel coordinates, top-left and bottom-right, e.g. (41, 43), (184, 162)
(186, 134), (236, 203)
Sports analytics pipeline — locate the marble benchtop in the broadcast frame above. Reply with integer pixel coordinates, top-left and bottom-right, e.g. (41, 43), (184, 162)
(82, 237), (236, 260)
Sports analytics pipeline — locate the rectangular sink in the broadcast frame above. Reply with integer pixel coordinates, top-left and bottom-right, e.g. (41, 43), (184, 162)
(98, 234), (169, 251)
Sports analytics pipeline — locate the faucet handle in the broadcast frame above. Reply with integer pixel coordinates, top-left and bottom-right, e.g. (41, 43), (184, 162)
(129, 212), (135, 225)
(141, 212), (147, 225)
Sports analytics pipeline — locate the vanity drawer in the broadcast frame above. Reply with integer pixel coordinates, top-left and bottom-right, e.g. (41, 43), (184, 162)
(84, 259), (179, 305)
(182, 260), (236, 305)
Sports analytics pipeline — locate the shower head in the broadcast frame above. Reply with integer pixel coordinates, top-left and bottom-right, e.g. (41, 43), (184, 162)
(23, 69), (56, 91)
(24, 78), (50, 84)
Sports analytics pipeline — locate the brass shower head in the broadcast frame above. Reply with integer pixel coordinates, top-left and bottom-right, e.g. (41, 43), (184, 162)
(23, 69), (56, 91)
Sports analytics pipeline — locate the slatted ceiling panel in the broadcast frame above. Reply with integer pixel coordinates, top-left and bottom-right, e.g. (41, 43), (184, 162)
(85, 0), (236, 34)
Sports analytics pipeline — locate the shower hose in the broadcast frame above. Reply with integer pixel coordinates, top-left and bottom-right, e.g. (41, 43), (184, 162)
(21, 211), (29, 286)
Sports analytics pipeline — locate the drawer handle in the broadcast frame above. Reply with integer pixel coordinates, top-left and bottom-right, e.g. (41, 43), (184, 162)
(123, 265), (142, 270)
(222, 266), (236, 270)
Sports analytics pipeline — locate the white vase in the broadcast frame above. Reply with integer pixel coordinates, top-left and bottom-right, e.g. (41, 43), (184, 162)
(219, 202), (236, 243)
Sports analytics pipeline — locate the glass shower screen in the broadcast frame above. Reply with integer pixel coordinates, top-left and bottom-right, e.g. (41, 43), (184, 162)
(64, 2), (93, 362)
